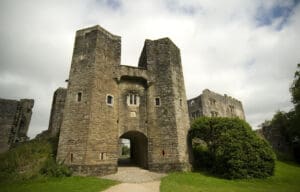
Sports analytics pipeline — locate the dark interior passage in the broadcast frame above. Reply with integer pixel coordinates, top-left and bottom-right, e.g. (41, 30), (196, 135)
(118, 131), (148, 169)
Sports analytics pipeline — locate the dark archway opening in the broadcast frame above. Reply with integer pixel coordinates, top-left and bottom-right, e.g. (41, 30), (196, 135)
(118, 131), (148, 169)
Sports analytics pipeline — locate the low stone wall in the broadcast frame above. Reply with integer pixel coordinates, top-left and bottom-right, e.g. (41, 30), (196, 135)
(70, 164), (117, 176)
(148, 162), (191, 172)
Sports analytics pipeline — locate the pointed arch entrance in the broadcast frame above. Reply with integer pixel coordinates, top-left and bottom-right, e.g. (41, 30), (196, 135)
(118, 131), (148, 169)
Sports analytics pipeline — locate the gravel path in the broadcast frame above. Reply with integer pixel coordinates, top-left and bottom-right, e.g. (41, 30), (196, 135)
(101, 166), (166, 192)
(102, 181), (160, 192)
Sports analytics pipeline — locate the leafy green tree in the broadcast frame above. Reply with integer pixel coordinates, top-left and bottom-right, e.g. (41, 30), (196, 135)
(190, 117), (275, 179)
(289, 63), (300, 162)
(122, 145), (130, 157)
(291, 64), (300, 108)
(263, 64), (300, 163)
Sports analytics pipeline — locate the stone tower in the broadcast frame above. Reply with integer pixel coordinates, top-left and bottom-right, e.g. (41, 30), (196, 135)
(57, 25), (190, 175)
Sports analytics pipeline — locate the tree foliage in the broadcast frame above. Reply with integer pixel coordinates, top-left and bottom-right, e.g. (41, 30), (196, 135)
(267, 64), (300, 162)
(289, 64), (300, 148)
(290, 64), (300, 107)
(121, 145), (130, 156)
(190, 117), (276, 179)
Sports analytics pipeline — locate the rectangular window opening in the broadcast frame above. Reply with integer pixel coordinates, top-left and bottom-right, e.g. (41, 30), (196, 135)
(70, 153), (73, 163)
(77, 92), (82, 102)
(107, 95), (113, 105)
(211, 111), (218, 117)
(133, 95), (137, 105)
(127, 93), (139, 106)
(99, 152), (107, 160)
(155, 98), (160, 106)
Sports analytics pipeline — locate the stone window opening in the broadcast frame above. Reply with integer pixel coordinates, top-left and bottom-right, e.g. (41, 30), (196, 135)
(155, 97), (160, 106)
(179, 99), (182, 106)
(190, 100), (195, 106)
(229, 105), (235, 113)
(99, 152), (106, 160)
(209, 98), (216, 106)
(77, 92), (82, 102)
(106, 95), (114, 106)
(211, 111), (218, 117)
(70, 153), (74, 163)
(192, 110), (200, 119)
(127, 93), (140, 106)
(162, 149), (165, 156)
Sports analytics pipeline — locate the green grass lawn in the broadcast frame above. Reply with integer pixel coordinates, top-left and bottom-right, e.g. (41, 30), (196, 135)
(0, 176), (118, 192)
(161, 161), (300, 192)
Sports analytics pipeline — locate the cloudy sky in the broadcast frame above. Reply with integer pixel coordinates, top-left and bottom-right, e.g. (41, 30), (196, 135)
(1, 0), (299, 138)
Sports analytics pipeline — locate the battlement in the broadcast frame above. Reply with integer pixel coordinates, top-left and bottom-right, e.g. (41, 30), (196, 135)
(76, 25), (121, 40)
(202, 89), (243, 105)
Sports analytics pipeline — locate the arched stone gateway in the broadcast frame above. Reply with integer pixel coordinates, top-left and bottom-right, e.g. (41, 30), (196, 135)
(119, 131), (148, 169)
(56, 25), (191, 176)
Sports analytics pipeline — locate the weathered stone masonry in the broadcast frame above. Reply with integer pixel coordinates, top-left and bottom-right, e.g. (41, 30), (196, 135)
(48, 88), (67, 137)
(0, 98), (34, 153)
(36, 88), (67, 139)
(187, 89), (245, 121)
(57, 25), (191, 175)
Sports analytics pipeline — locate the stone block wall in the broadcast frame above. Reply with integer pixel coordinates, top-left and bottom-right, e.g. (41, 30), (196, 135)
(138, 38), (191, 172)
(48, 88), (67, 137)
(259, 123), (290, 154)
(0, 98), (34, 153)
(187, 89), (245, 121)
(57, 25), (191, 175)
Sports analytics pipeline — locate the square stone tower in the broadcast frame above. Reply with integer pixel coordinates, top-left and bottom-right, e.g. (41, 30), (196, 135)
(57, 25), (190, 175)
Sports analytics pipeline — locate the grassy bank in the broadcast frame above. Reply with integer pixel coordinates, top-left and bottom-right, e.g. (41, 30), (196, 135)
(160, 161), (300, 192)
(0, 138), (117, 191)
(0, 176), (117, 192)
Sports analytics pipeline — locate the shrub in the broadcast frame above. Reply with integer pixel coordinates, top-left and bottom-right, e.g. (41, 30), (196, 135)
(190, 117), (276, 179)
(40, 158), (72, 177)
(192, 140), (213, 170)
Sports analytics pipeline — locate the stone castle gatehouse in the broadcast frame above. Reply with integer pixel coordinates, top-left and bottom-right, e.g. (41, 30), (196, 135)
(57, 25), (191, 175)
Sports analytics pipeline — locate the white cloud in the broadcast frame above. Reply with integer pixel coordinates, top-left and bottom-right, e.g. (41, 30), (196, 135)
(0, 0), (299, 138)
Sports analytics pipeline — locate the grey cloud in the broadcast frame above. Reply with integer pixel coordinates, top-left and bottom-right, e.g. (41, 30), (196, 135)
(0, 0), (299, 138)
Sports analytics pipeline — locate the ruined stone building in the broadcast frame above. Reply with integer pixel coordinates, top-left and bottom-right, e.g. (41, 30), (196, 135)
(257, 122), (290, 155)
(47, 88), (67, 137)
(0, 98), (34, 153)
(187, 89), (245, 121)
(36, 88), (67, 139)
(57, 25), (191, 175)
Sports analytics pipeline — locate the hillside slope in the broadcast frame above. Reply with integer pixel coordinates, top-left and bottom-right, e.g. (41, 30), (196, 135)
(0, 138), (58, 181)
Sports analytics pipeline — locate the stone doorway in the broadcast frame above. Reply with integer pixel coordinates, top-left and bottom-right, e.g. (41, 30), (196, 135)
(118, 131), (148, 169)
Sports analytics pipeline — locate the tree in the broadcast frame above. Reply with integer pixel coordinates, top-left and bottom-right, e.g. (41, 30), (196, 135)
(121, 145), (130, 157)
(290, 64), (300, 108)
(289, 63), (300, 162)
(262, 64), (300, 163)
(190, 117), (276, 179)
